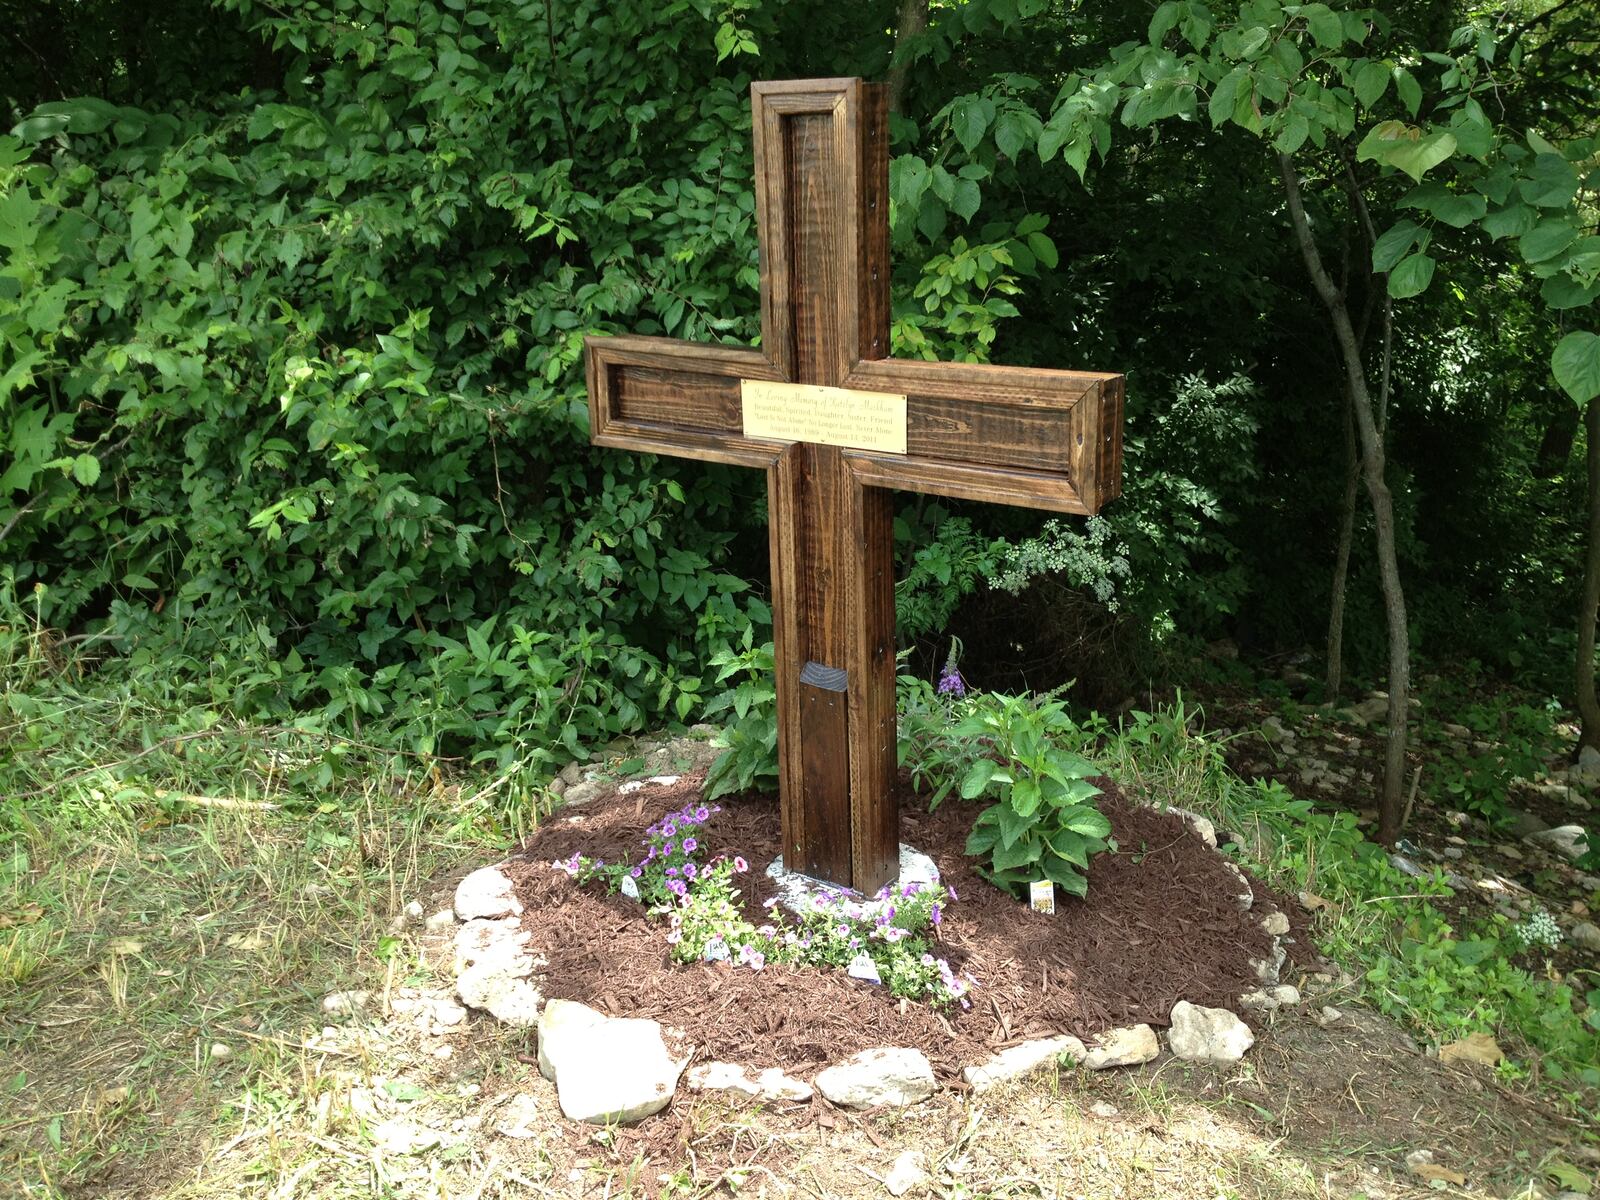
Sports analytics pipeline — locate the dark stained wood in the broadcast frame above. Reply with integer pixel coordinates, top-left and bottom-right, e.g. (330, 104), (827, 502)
(582, 77), (1125, 894)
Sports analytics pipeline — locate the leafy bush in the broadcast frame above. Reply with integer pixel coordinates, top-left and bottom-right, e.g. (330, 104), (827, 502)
(901, 681), (1110, 898)
(702, 635), (778, 801)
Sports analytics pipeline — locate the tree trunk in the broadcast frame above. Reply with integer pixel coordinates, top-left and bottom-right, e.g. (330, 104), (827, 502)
(1535, 402), (1580, 478)
(1279, 152), (1411, 846)
(887, 0), (931, 114)
(1326, 399), (1359, 701)
(1577, 397), (1600, 750)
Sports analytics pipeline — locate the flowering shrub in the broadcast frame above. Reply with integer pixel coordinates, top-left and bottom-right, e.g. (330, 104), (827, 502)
(558, 800), (722, 906)
(556, 804), (974, 1007)
(1512, 908), (1562, 952)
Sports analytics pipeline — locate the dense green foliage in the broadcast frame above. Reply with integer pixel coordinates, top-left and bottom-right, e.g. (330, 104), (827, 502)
(2, 0), (1597, 760)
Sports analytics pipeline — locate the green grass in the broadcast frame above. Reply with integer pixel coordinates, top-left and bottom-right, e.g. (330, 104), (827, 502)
(0, 610), (532, 1197)
(1078, 698), (1600, 1108)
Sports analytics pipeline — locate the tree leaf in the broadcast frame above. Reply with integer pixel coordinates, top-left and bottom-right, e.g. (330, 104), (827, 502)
(1353, 60), (1389, 108)
(1519, 218), (1578, 264)
(1387, 251), (1436, 298)
(952, 96), (992, 152)
(71, 454), (102, 486)
(1520, 153), (1580, 208)
(950, 177), (982, 221)
(1393, 67), (1421, 116)
(1541, 273), (1600, 310)
(1371, 219), (1423, 272)
(1481, 203), (1536, 240)
(891, 155), (930, 212)
(994, 110), (1040, 160)
(1027, 230), (1059, 269)
(1553, 331), (1600, 405)
(1304, 5), (1343, 48)
(1391, 131), (1457, 183)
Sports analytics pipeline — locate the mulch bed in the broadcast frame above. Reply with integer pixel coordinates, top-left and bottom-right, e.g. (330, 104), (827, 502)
(503, 775), (1299, 1081)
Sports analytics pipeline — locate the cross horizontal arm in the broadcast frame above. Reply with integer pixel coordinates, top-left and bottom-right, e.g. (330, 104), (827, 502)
(841, 358), (1125, 515)
(586, 334), (787, 469)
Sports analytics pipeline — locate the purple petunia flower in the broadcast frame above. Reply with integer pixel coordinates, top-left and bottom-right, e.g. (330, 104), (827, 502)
(733, 856), (748, 873)
(683, 862), (697, 880)
(681, 837), (697, 853)
(695, 806), (710, 821)
(930, 903), (943, 926)
(668, 879), (687, 897)
(630, 866), (643, 878)
(661, 821), (677, 837)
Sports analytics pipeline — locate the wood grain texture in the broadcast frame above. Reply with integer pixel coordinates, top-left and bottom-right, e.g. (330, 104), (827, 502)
(582, 76), (1125, 892)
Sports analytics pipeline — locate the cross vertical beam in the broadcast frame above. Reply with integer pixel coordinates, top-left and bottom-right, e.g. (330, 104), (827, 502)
(753, 80), (897, 888)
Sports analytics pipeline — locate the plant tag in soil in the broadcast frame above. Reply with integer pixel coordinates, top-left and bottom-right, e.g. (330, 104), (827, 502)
(1029, 880), (1055, 915)
(619, 875), (640, 901)
(847, 954), (882, 984)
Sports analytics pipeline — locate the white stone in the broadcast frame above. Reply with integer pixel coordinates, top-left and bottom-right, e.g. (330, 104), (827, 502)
(425, 909), (456, 933)
(1082, 1024), (1159, 1070)
(209, 1042), (233, 1061)
(1318, 1005), (1344, 1026)
(403, 899), (424, 920)
(562, 779), (607, 807)
(1251, 942), (1286, 985)
(1164, 806), (1219, 849)
(1526, 825), (1590, 861)
(1238, 988), (1277, 1012)
(536, 999), (686, 1124)
(457, 964), (542, 1027)
(493, 1093), (543, 1139)
(322, 990), (371, 1017)
(765, 844), (940, 917)
(453, 917), (543, 1026)
(454, 866), (523, 921)
(1581, 745), (1600, 770)
(1260, 715), (1296, 746)
(1260, 911), (1290, 937)
(453, 917), (532, 976)
(1221, 860), (1254, 911)
(1569, 921), (1600, 953)
(686, 1061), (812, 1102)
(1168, 1001), (1254, 1065)
(372, 1120), (443, 1155)
(816, 1047), (936, 1109)
(430, 998), (468, 1028)
(1267, 984), (1301, 1006)
(961, 1036), (1085, 1091)
(1343, 696), (1389, 725)
(884, 1150), (928, 1196)
(617, 775), (681, 794)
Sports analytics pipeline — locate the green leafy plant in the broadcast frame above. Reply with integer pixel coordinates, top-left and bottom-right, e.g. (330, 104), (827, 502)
(953, 695), (1111, 899)
(702, 635), (778, 801)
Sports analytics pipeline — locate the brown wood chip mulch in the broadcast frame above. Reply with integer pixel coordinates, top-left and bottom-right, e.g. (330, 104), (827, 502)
(502, 775), (1297, 1081)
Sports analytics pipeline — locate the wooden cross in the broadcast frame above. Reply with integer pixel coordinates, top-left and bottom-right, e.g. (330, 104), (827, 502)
(585, 77), (1123, 895)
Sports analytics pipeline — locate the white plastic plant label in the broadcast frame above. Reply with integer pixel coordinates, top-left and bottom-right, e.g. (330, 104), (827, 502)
(847, 953), (882, 984)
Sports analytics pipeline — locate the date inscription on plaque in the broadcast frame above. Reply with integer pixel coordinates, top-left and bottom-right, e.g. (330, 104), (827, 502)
(740, 380), (907, 455)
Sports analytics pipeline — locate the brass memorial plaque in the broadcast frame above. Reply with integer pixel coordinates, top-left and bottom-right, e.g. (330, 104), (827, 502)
(741, 380), (907, 454)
